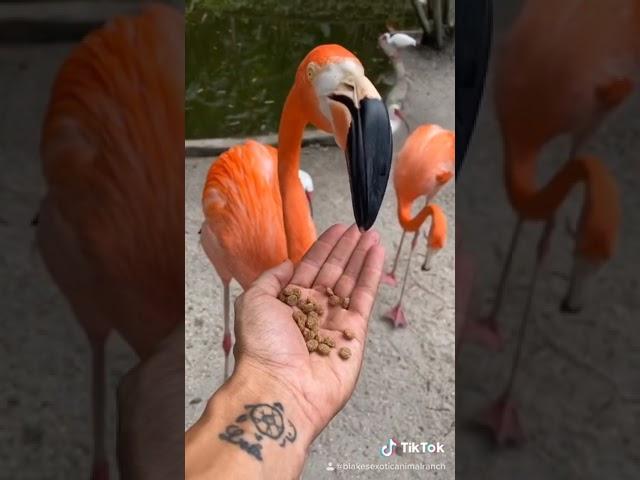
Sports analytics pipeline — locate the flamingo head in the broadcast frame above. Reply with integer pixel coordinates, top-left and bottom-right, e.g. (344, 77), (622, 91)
(296, 44), (393, 231)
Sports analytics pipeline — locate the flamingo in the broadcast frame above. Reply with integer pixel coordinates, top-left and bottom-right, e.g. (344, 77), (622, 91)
(36, 5), (182, 479)
(465, 0), (639, 352)
(381, 124), (454, 327)
(201, 44), (393, 378)
(467, 0), (640, 444)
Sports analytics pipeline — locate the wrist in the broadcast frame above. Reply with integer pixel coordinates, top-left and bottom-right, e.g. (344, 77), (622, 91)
(186, 361), (315, 480)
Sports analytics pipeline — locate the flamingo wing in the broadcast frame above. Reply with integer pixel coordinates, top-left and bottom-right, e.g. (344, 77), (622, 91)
(39, 4), (183, 353)
(202, 140), (288, 289)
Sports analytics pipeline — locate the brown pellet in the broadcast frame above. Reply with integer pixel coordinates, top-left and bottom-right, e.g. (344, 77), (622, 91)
(329, 295), (341, 306)
(341, 297), (350, 309)
(300, 301), (315, 314)
(343, 328), (355, 340)
(286, 294), (299, 306)
(317, 343), (331, 355)
(283, 286), (294, 297)
(338, 347), (352, 360)
(292, 287), (302, 297)
(292, 311), (307, 330)
(321, 336), (336, 348)
(303, 328), (314, 341)
(306, 315), (318, 329)
(314, 303), (324, 315)
(306, 339), (319, 352)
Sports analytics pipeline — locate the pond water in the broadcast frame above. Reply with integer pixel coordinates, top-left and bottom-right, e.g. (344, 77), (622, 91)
(186, 0), (418, 139)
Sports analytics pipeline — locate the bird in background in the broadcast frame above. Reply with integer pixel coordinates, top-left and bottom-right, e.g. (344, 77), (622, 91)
(201, 44), (392, 378)
(463, 0), (639, 445)
(378, 32), (417, 60)
(37, 5), (183, 480)
(382, 124), (454, 327)
(376, 25), (454, 325)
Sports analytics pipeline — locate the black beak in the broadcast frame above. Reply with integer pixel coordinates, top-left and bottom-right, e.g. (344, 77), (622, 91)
(330, 95), (393, 230)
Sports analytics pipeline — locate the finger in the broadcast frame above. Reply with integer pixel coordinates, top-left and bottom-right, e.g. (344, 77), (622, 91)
(250, 259), (294, 297)
(290, 223), (349, 287)
(312, 224), (362, 289)
(348, 243), (385, 319)
(333, 229), (380, 298)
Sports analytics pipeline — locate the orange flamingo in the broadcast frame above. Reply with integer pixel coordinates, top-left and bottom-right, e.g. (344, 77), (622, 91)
(381, 124), (454, 327)
(201, 45), (392, 378)
(468, 0), (639, 443)
(382, 121), (454, 289)
(37, 6), (182, 479)
(465, 0), (639, 351)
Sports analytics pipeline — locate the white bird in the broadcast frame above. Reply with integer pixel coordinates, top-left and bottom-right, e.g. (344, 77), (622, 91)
(380, 32), (417, 49)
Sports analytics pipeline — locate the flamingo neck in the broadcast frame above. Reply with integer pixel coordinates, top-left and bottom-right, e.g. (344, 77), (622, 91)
(505, 142), (619, 260)
(278, 87), (316, 262)
(399, 202), (447, 249)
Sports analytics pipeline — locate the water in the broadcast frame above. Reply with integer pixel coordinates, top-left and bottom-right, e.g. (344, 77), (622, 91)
(186, 0), (417, 139)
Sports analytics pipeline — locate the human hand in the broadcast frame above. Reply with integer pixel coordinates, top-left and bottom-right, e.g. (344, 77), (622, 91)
(233, 223), (384, 435)
(186, 224), (384, 480)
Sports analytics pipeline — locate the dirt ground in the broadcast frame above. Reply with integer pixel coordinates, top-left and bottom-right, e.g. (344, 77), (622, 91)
(185, 42), (456, 478)
(456, 1), (640, 478)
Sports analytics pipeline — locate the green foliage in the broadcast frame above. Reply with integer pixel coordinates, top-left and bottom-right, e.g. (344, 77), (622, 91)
(186, 0), (417, 138)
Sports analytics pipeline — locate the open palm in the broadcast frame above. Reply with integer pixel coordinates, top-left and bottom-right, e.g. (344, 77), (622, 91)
(232, 224), (384, 435)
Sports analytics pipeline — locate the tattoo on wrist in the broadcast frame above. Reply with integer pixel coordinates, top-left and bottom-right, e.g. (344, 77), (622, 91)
(218, 402), (297, 461)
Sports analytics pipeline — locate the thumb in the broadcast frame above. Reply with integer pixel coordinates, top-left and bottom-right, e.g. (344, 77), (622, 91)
(251, 259), (294, 297)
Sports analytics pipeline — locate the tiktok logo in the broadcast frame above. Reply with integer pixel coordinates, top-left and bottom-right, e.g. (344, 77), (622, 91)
(380, 438), (398, 457)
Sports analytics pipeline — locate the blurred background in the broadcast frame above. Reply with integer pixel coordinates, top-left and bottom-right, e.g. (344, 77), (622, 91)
(1, 1), (182, 479)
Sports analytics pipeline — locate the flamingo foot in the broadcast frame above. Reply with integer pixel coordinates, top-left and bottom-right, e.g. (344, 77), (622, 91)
(90, 460), (109, 480)
(382, 271), (398, 287)
(383, 303), (407, 328)
(476, 394), (525, 446)
(462, 318), (504, 351)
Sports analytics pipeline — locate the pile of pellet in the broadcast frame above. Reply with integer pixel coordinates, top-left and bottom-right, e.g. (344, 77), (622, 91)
(277, 285), (354, 360)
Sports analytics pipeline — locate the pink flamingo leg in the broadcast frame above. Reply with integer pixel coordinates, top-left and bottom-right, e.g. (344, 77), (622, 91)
(384, 231), (419, 327)
(464, 218), (523, 351)
(477, 217), (555, 445)
(382, 230), (406, 287)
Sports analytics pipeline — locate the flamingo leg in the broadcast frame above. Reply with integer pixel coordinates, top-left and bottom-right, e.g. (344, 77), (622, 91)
(382, 230), (406, 287)
(383, 231), (419, 327)
(421, 241), (436, 271)
(470, 139), (581, 350)
(464, 217), (523, 350)
(90, 337), (108, 480)
(477, 217), (555, 445)
(222, 281), (232, 380)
